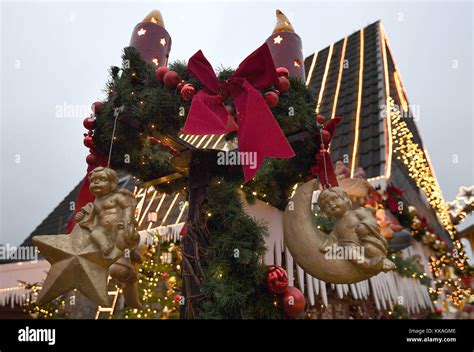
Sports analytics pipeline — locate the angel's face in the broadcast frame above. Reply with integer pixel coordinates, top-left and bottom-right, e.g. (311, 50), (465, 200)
(321, 193), (349, 219)
(90, 171), (113, 196)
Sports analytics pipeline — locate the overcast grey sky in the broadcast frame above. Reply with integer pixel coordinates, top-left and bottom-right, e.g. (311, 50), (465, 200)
(1, 0), (472, 245)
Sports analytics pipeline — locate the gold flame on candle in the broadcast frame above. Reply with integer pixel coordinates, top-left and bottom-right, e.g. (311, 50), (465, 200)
(272, 9), (295, 34)
(143, 9), (165, 28)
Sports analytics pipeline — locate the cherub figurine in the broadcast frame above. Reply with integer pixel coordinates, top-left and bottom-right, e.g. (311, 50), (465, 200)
(75, 167), (140, 256)
(317, 187), (395, 272)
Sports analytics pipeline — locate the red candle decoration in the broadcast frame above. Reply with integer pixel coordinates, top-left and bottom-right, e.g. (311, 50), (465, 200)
(129, 10), (172, 67)
(265, 10), (305, 80)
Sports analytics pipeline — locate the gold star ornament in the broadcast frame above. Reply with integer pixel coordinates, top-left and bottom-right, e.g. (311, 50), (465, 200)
(32, 226), (122, 307)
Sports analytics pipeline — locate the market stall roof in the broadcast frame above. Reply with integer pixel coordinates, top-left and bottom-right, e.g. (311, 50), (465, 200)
(303, 20), (451, 240)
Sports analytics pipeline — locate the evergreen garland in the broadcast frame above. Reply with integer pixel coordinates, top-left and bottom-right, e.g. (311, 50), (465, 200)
(93, 47), (183, 183)
(390, 252), (432, 286)
(92, 46), (318, 204)
(199, 177), (283, 319)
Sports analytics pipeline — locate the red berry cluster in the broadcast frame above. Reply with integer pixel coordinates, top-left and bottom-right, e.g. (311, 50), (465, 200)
(155, 66), (196, 101)
(263, 67), (290, 108)
(84, 102), (101, 166)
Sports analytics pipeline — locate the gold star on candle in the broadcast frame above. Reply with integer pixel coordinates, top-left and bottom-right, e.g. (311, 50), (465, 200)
(274, 35), (283, 44)
(137, 28), (147, 36)
(293, 59), (301, 68)
(160, 38), (167, 46)
(152, 58), (159, 66)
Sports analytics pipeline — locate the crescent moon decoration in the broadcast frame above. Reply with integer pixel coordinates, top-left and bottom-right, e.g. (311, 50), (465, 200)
(283, 179), (395, 284)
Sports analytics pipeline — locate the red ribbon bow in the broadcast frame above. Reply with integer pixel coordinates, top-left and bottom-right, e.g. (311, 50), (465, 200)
(182, 43), (295, 181)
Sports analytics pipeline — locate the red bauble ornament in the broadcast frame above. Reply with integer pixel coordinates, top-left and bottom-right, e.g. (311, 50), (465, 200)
(162, 272), (170, 280)
(91, 101), (102, 115)
(315, 114), (325, 124)
(264, 91), (279, 107)
(266, 265), (288, 295)
(276, 67), (289, 78)
(280, 286), (305, 318)
(180, 83), (196, 101)
(321, 130), (331, 145)
(173, 294), (182, 304)
(86, 153), (97, 166)
(163, 70), (180, 89)
(83, 117), (96, 130)
(276, 76), (290, 93)
(155, 66), (169, 81)
(83, 135), (95, 148)
(177, 82), (185, 91)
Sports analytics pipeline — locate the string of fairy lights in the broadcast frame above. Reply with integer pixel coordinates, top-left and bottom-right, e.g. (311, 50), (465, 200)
(428, 278), (471, 309)
(123, 242), (181, 319)
(389, 97), (467, 264)
(389, 96), (471, 308)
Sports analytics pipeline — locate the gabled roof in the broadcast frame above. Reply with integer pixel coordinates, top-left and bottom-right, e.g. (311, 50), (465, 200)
(304, 21), (452, 240)
(304, 21), (385, 178)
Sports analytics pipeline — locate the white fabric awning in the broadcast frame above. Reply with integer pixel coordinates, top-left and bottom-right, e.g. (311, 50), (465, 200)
(0, 260), (49, 307)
